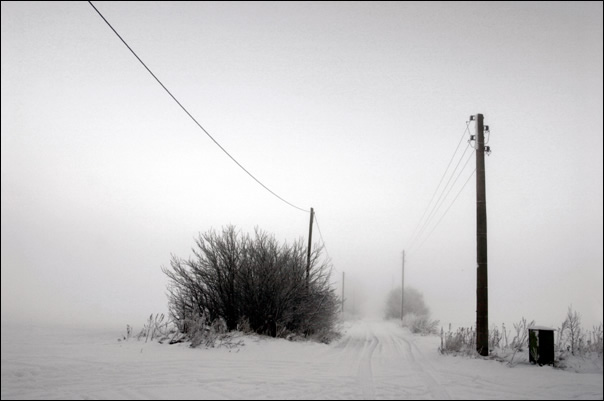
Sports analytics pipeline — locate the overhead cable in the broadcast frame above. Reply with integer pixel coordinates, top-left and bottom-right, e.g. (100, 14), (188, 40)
(88, 1), (309, 213)
(408, 121), (471, 248)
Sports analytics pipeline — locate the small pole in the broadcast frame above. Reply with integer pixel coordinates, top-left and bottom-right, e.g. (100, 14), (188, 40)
(401, 250), (405, 322)
(342, 271), (345, 313)
(306, 207), (314, 288)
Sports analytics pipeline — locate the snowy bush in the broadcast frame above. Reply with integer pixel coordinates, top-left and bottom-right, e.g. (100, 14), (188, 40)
(404, 313), (440, 335)
(587, 324), (603, 354)
(384, 286), (438, 335)
(439, 308), (602, 372)
(557, 306), (582, 355)
(119, 314), (180, 344)
(120, 313), (245, 349)
(439, 324), (476, 355)
(509, 318), (533, 350)
(556, 306), (603, 364)
(310, 326), (343, 344)
(136, 313), (178, 343)
(162, 226), (339, 342)
(439, 318), (535, 358)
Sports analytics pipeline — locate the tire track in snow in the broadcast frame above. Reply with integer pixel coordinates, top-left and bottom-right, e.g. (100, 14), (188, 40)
(328, 321), (450, 399)
(398, 334), (451, 400)
(357, 329), (378, 400)
(329, 321), (379, 399)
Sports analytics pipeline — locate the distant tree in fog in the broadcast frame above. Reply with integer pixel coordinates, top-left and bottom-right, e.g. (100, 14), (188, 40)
(384, 286), (430, 319)
(384, 286), (439, 334)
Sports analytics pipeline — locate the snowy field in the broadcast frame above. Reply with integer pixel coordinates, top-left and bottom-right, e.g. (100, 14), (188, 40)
(1, 319), (602, 400)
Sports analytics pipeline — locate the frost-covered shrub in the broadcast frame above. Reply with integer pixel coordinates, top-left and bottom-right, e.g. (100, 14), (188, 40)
(163, 226), (339, 341)
(404, 313), (439, 335)
(556, 307), (603, 359)
(439, 324), (476, 355)
(439, 308), (603, 372)
(136, 313), (176, 342)
(385, 286), (438, 335)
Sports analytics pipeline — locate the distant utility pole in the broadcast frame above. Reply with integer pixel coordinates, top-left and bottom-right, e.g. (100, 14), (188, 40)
(401, 250), (405, 322)
(342, 271), (345, 313)
(474, 114), (489, 356)
(306, 207), (315, 288)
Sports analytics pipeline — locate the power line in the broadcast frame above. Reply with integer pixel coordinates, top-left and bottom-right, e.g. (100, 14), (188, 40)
(412, 167), (476, 255)
(408, 121), (471, 247)
(87, 1), (309, 213)
(410, 139), (471, 250)
(434, 149), (475, 214)
(413, 146), (474, 246)
(313, 212), (339, 286)
(313, 212), (334, 268)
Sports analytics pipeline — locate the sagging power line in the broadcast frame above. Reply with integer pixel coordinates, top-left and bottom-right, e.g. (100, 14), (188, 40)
(87, 1), (309, 213)
(408, 121), (474, 252)
(408, 122), (471, 248)
(413, 144), (474, 246)
(314, 212), (333, 267)
(412, 166), (476, 255)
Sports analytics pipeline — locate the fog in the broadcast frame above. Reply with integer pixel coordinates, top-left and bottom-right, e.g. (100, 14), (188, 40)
(2, 2), (602, 331)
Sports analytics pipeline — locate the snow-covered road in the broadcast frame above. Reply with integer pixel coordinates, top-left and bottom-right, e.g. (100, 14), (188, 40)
(323, 320), (450, 399)
(2, 320), (602, 399)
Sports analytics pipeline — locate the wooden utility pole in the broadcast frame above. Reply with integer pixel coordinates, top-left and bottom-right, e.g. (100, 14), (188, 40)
(342, 271), (345, 313)
(475, 114), (489, 356)
(401, 250), (405, 322)
(306, 207), (314, 288)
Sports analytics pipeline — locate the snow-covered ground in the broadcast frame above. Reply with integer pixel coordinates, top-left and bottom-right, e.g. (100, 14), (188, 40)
(1, 319), (602, 399)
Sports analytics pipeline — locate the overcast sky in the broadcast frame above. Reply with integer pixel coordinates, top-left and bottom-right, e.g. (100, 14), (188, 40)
(2, 1), (602, 330)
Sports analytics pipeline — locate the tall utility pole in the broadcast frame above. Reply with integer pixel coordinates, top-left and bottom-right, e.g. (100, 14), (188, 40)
(342, 272), (345, 313)
(475, 114), (489, 356)
(306, 207), (315, 288)
(401, 250), (405, 322)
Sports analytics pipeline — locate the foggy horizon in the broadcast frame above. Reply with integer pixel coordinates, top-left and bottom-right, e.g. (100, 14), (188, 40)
(2, 1), (603, 333)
